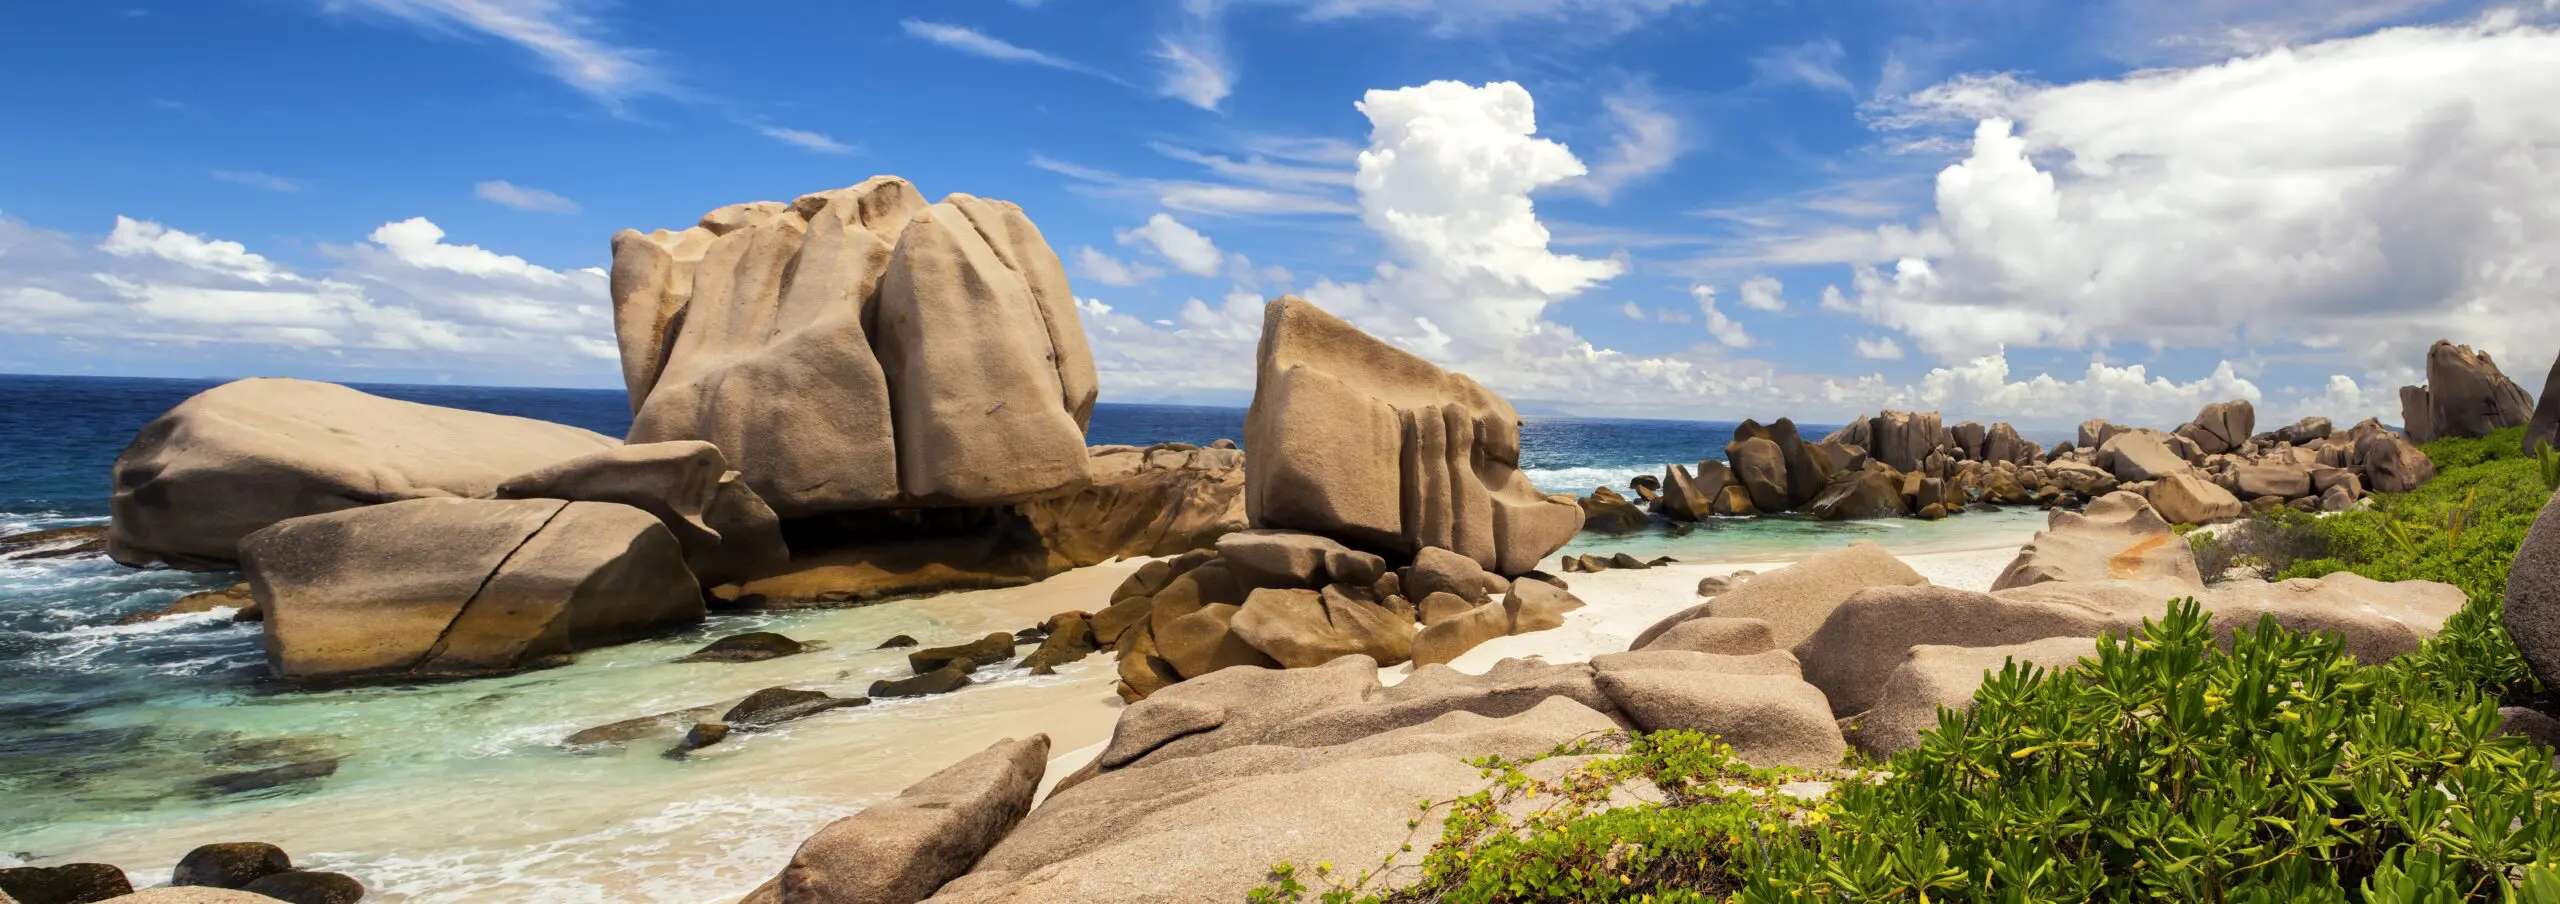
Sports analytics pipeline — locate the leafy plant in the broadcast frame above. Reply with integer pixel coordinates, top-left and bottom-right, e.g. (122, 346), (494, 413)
(2537, 443), (2560, 494)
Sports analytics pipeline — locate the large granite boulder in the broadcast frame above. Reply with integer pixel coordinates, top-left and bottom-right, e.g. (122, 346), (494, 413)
(2078, 419), (2128, 451)
(1849, 636), (2098, 757)
(2148, 472), (2244, 525)
(241, 498), (703, 682)
(616, 177), (1098, 517)
(1867, 410), (1943, 473)
(1992, 492), (2203, 592)
(2265, 416), (2333, 446)
(1590, 650), (1846, 768)
(1707, 540), (1928, 648)
(1579, 486), (1650, 533)
(2401, 340), (2535, 443)
(2228, 463), (2314, 501)
(2099, 431), (2191, 483)
(1654, 464), (1712, 522)
(2507, 487), (2560, 692)
(2530, 350), (2560, 455)
(1018, 443), (1247, 569)
(744, 735), (1049, 904)
(1980, 423), (2040, 465)
(1243, 298), (1578, 575)
(495, 441), (788, 587)
(2355, 431), (2438, 493)
(1804, 468), (1905, 521)
(1797, 585), (2119, 718)
(1229, 587), (1415, 668)
(1725, 438), (1792, 513)
(2175, 400), (2255, 455)
(108, 378), (619, 569)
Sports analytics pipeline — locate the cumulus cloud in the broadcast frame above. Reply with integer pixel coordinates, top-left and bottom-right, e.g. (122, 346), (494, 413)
(1839, 19), (2560, 379)
(1117, 213), (1225, 277)
(0, 214), (615, 377)
(474, 180), (580, 213)
(1736, 275), (1785, 312)
(1854, 336), (1905, 360)
(1074, 247), (1163, 287)
(1823, 352), (2269, 433)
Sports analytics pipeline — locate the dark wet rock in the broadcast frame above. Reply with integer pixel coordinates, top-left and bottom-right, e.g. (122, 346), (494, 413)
(871, 664), (974, 698)
(1606, 553), (1648, 570)
(721, 688), (853, 728)
(671, 721), (732, 756)
(240, 870), (365, 904)
(173, 842), (292, 889)
(0, 524), (109, 561)
(562, 705), (722, 746)
(1019, 614), (1099, 674)
(875, 634), (919, 649)
(194, 759), (340, 798)
(676, 632), (809, 663)
(117, 584), (260, 626)
(908, 632), (1017, 674)
(0, 863), (132, 903)
(1013, 627), (1048, 644)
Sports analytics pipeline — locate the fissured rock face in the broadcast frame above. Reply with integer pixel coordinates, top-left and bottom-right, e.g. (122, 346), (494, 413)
(1241, 297), (1580, 576)
(612, 176), (1098, 518)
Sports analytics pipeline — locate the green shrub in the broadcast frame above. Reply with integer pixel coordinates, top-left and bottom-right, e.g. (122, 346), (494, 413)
(2196, 507), (2332, 582)
(1255, 602), (2560, 903)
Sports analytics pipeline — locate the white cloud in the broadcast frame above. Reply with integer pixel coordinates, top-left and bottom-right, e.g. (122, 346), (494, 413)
(1619, 301), (1645, 320)
(901, 19), (1110, 78)
(1297, 0), (1707, 34)
(210, 170), (304, 193)
(1034, 154), (1356, 217)
(1825, 351), (2269, 433)
(756, 126), (853, 155)
(1854, 336), (1905, 360)
(1155, 26), (1233, 111)
(1837, 18), (2560, 376)
(1690, 284), (1750, 347)
(1117, 213), (1226, 277)
(0, 214), (612, 374)
(1753, 39), (1858, 96)
(473, 180), (580, 214)
(1570, 91), (1686, 202)
(333, 0), (658, 109)
(1074, 246), (1162, 287)
(1736, 275), (1785, 312)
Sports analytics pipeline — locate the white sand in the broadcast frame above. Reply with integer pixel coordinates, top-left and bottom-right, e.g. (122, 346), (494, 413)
(1410, 544), (2025, 680)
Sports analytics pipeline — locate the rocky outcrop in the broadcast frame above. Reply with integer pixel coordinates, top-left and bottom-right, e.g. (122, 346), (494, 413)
(1804, 468), (1903, 521)
(2263, 416), (2333, 447)
(745, 735), (1049, 904)
(242, 498), (703, 682)
(2531, 351), (2560, 455)
(494, 441), (788, 588)
(1848, 636), (2097, 756)
(2099, 431), (2191, 483)
(2504, 486), (2560, 692)
(107, 378), (619, 569)
(1703, 540), (1928, 648)
(1865, 410), (1943, 473)
(1243, 298), (1578, 576)
(2355, 431), (2438, 493)
(2400, 340), (2535, 444)
(1017, 443), (1247, 569)
(616, 177), (1097, 518)
(1726, 437), (1792, 513)
(2147, 472), (2244, 525)
(1578, 486), (1649, 533)
(2175, 400), (2255, 455)
(1992, 492), (2202, 591)
(1590, 650), (1845, 768)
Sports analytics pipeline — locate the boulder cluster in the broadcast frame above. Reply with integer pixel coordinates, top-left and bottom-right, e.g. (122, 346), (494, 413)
(0, 842), (360, 904)
(1586, 397), (2440, 531)
(2400, 340), (2536, 445)
(740, 491), (2471, 904)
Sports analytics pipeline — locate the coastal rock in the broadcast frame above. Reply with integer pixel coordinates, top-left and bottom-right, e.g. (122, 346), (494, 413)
(2176, 400), (2255, 455)
(2204, 572), (2463, 665)
(1654, 465), (1712, 522)
(1636, 616), (1778, 655)
(1411, 600), (1513, 666)
(2099, 431), (2191, 483)
(1243, 298), (1579, 576)
(2531, 351), (2560, 455)
(724, 687), (855, 729)
(1403, 546), (1493, 605)
(1502, 577), (1584, 634)
(2078, 419), (2128, 451)
(172, 843), (292, 890)
(2401, 340), (2535, 443)
(2356, 432), (2438, 493)
(1592, 652), (1845, 768)
(108, 378), (619, 569)
(1018, 443), (1246, 569)
(756, 735), (1049, 904)
(1707, 540), (1928, 648)
(243, 498), (703, 682)
(1725, 438), (1793, 513)
(1416, 591), (1474, 626)
(1804, 469), (1905, 521)
(679, 632), (810, 663)
(872, 665), (976, 699)
(237, 871), (362, 904)
(1992, 492), (2203, 591)
(1866, 410), (1943, 473)
(2266, 416), (2334, 447)
(1578, 486), (1650, 534)
(494, 440), (788, 588)
(117, 583), (259, 626)
(1797, 585), (2119, 717)
(1156, 604), (1278, 679)
(1215, 530), (1379, 591)
(1951, 422), (1988, 460)
(1229, 587), (1415, 668)
(1981, 423), (2040, 465)
(1018, 614), (1098, 672)
(1773, 418), (1827, 509)
(2230, 463), (2313, 500)
(0, 524), (108, 561)
(98, 891), (285, 903)
(621, 178), (1097, 516)
(0, 864), (131, 904)
(1850, 636), (2098, 756)
(2147, 472), (2245, 524)
(910, 633), (1018, 674)
(1098, 656), (1385, 769)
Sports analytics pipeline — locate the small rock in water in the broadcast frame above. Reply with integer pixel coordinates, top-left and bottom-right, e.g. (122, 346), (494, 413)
(0, 862), (132, 903)
(675, 632), (809, 663)
(194, 759), (340, 798)
(871, 664), (974, 699)
(1012, 627), (1048, 644)
(1017, 614), (1099, 673)
(874, 634), (919, 649)
(1646, 556), (1676, 567)
(1607, 553), (1648, 570)
(561, 705), (721, 747)
(907, 633), (1017, 674)
(0, 524), (109, 561)
(241, 869), (366, 904)
(721, 688), (851, 729)
(667, 721), (732, 757)
(116, 583), (260, 626)
(174, 842), (292, 889)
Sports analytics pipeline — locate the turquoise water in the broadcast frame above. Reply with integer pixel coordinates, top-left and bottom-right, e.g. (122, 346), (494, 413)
(0, 374), (2046, 900)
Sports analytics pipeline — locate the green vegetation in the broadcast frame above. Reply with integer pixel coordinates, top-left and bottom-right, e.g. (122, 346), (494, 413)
(1255, 428), (2560, 902)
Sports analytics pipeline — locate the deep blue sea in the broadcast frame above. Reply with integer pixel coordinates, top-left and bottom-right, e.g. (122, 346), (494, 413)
(0, 374), (2045, 901)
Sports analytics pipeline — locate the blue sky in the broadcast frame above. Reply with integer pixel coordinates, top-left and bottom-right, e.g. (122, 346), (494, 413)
(3, 0), (2555, 430)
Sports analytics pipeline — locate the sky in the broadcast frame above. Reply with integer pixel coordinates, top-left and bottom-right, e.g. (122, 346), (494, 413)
(3, 0), (2557, 432)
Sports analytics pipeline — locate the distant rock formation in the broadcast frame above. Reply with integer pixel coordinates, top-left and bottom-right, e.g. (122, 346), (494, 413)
(612, 176), (1098, 517)
(1243, 297), (1579, 576)
(107, 378), (620, 570)
(2400, 340), (2534, 444)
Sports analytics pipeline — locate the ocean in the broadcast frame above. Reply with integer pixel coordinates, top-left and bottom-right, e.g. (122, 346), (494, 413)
(0, 374), (2045, 900)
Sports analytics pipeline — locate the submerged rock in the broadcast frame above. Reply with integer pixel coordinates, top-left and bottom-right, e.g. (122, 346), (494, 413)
(909, 633), (1018, 674)
(562, 705), (723, 747)
(116, 583), (259, 626)
(677, 632), (810, 663)
(193, 759), (340, 798)
(871, 664), (975, 699)
(0, 524), (107, 561)
(875, 634), (919, 649)
(722, 688), (854, 729)
(172, 842), (292, 889)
